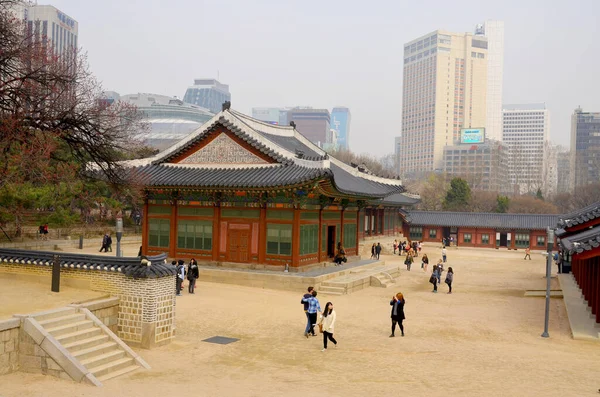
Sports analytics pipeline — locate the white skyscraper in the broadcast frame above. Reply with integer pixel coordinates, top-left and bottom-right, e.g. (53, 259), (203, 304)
(12, 2), (79, 57)
(502, 104), (550, 195)
(477, 21), (504, 142)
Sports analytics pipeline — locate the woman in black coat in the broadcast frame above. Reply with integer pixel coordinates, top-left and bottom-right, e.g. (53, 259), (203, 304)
(187, 258), (200, 294)
(389, 292), (406, 337)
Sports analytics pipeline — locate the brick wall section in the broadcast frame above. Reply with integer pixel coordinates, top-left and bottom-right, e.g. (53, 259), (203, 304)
(0, 319), (19, 375)
(75, 298), (120, 335)
(0, 262), (176, 348)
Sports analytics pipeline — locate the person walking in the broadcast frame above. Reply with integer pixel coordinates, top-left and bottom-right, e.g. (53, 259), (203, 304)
(301, 286), (314, 337)
(375, 243), (382, 260)
(404, 252), (414, 271)
(442, 246), (447, 263)
(524, 247), (531, 260)
(436, 259), (444, 284)
(106, 233), (113, 252)
(187, 258), (199, 294)
(430, 265), (439, 293)
(302, 290), (321, 337)
(389, 292), (406, 337)
(445, 267), (454, 294)
(318, 302), (337, 351)
(176, 260), (185, 296)
(393, 240), (398, 254)
(421, 254), (429, 272)
(371, 243), (376, 259)
(99, 233), (109, 252)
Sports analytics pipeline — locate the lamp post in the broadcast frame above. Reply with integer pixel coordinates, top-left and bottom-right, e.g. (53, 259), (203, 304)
(541, 227), (555, 338)
(116, 218), (123, 258)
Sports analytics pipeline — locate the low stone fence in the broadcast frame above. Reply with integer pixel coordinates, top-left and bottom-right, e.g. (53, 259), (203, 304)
(0, 249), (176, 349)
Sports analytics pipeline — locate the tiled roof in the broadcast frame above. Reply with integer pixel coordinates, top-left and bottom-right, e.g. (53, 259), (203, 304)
(556, 201), (600, 232)
(121, 108), (411, 200)
(0, 249), (175, 279)
(380, 193), (421, 206)
(559, 227), (600, 254)
(130, 163), (330, 188)
(404, 211), (559, 230)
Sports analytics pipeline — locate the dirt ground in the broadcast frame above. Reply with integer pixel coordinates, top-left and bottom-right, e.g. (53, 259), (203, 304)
(1, 245), (599, 397)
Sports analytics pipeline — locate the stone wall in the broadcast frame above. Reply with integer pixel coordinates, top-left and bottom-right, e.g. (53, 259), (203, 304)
(71, 297), (119, 334)
(0, 262), (175, 349)
(18, 326), (71, 381)
(0, 318), (19, 375)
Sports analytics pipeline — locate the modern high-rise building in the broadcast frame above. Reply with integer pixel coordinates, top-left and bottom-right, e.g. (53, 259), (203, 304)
(502, 104), (549, 195)
(556, 149), (571, 194)
(183, 79), (231, 114)
(542, 141), (558, 199)
(570, 108), (600, 190)
(476, 21), (504, 142)
(286, 108), (331, 148)
(443, 139), (509, 193)
(330, 107), (351, 150)
(399, 30), (488, 177)
(12, 2), (78, 57)
(252, 108), (283, 125)
(394, 137), (402, 176)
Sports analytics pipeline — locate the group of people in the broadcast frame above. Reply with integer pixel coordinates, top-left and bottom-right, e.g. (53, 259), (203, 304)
(370, 243), (382, 259)
(428, 247), (453, 293)
(300, 286), (407, 349)
(393, 240), (421, 257)
(38, 224), (49, 240)
(172, 258), (200, 296)
(99, 233), (113, 252)
(301, 287), (337, 351)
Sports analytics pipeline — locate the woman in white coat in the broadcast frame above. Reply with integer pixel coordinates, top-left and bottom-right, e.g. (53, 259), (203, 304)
(318, 302), (337, 351)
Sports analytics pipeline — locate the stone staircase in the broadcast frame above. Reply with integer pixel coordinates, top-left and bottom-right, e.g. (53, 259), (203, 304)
(319, 262), (401, 295)
(25, 307), (149, 385)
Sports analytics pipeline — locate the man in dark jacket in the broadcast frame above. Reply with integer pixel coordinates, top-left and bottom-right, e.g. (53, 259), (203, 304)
(301, 286), (314, 337)
(375, 243), (382, 259)
(187, 259), (199, 294)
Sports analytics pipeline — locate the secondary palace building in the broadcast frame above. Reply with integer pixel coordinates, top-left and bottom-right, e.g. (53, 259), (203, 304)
(126, 104), (419, 269)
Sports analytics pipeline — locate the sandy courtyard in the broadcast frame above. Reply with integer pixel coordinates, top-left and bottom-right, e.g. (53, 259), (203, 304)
(1, 246), (599, 397)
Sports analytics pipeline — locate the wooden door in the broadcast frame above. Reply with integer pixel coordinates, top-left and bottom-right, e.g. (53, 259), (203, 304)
(227, 224), (251, 263)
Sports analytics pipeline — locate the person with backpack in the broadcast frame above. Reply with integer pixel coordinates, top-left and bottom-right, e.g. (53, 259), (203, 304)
(176, 260), (185, 296)
(106, 233), (113, 252)
(334, 244), (346, 266)
(318, 302), (337, 351)
(99, 233), (109, 252)
(187, 258), (199, 294)
(436, 259), (444, 284)
(389, 292), (405, 337)
(445, 267), (454, 294)
(301, 286), (314, 337)
(302, 290), (321, 337)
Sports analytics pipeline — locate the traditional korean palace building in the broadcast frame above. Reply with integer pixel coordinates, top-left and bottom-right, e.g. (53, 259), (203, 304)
(556, 202), (600, 323)
(401, 211), (559, 250)
(125, 105), (419, 269)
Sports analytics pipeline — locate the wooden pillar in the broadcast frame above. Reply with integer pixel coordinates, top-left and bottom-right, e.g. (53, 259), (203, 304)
(592, 262), (598, 315)
(340, 208), (345, 248)
(142, 198), (149, 256)
(317, 208), (323, 262)
(212, 203), (221, 261)
(595, 258), (600, 324)
(169, 199), (178, 258)
(292, 207), (300, 267)
(355, 209), (359, 255)
(258, 206), (266, 263)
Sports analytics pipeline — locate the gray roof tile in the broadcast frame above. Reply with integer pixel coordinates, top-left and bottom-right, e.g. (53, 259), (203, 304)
(556, 201), (600, 231)
(559, 227), (600, 254)
(405, 211), (559, 230)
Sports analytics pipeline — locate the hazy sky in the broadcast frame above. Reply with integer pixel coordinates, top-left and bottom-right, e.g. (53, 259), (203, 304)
(52, 0), (599, 156)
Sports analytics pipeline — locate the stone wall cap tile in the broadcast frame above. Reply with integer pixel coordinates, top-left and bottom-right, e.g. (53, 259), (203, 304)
(0, 318), (20, 332)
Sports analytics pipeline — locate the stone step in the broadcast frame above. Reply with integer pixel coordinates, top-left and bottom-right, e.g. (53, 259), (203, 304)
(31, 307), (77, 322)
(63, 334), (109, 351)
(71, 341), (118, 361)
(55, 327), (103, 345)
(47, 320), (95, 337)
(96, 365), (140, 383)
(38, 313), (87, 328)
(80, 349), (126, 368)
(319, 286), (346, 295)
(89, 357), (135, 378)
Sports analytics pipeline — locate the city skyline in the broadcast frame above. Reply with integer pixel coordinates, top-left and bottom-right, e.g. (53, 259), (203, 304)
(45, 0), (599, 156)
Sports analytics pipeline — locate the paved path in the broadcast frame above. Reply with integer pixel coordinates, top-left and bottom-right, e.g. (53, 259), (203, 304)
(558, 273), (600, 340)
